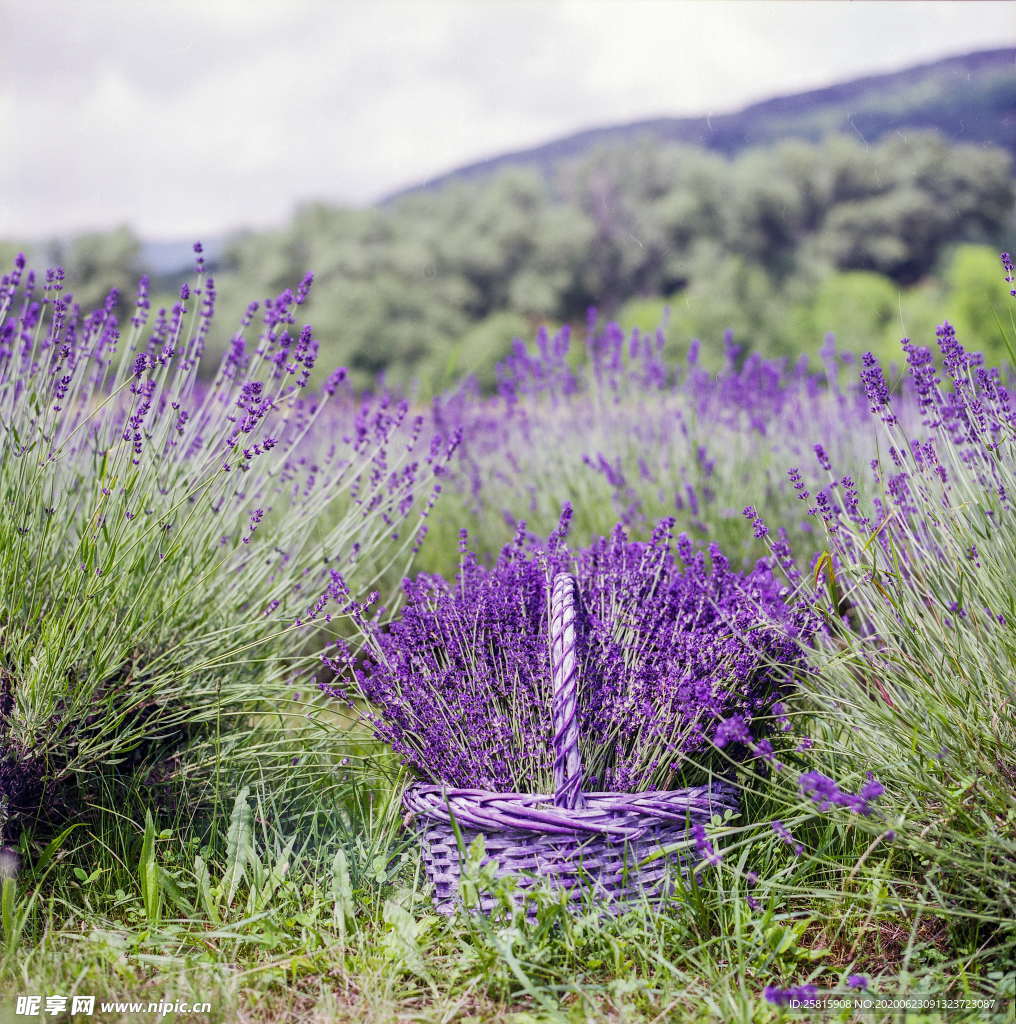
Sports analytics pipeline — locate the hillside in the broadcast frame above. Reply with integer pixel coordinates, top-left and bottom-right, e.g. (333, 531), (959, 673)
(386, 47), (1016, 200)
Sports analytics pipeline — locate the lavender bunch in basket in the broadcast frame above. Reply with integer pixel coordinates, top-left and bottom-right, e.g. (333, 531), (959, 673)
(324, 511), (804, 794)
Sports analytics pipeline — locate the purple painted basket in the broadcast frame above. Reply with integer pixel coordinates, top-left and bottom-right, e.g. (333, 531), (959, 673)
(403, 572), (740, 915)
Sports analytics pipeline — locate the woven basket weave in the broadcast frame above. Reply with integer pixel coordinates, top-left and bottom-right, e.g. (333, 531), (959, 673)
(403, 572), (740, 915)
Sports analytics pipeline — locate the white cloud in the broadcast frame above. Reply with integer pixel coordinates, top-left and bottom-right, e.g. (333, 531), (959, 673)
(1, 0), (1012, 238)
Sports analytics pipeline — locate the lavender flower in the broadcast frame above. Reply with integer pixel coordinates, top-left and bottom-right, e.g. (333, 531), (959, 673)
(788, 467), (809, 502)
(799, 770), (884, 816)
(0, 252), (456, 841)
(763, 984), (818, 1006)
(326, 513), (801, 792)
(714, 714), (753, 748)
(771, 820), (803, 856)
(860, 352), (895, 424)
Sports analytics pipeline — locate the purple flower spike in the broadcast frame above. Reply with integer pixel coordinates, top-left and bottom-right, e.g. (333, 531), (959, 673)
(799, 770), (884, 816)
(324, 517), (801, 792)
(763, 984), (818, 1006)
(714, 714), (753, 749)
(1001, 252), (1015, 297)
(771, 819), (804, 856)
(860, 352), (895, 424)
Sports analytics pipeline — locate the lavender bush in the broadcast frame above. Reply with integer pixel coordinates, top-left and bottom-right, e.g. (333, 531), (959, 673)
(0, 250), (456, 839)
(742, 258), (1016, 941)
(423, 316), (882, 578)
(323, 511), (804, 794)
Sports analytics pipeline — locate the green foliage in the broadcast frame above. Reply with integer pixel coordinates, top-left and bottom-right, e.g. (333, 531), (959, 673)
(620, 246), (1011, 376)
(420, 309), (530, 394)
(940, 244), (1015, 361)
(2, 699), (1010, 1021)
(51, 226), (142, 312)
(813, 134), (1012, 283)
(808, 271), (898, 352)
(113, 131), (1009, 390)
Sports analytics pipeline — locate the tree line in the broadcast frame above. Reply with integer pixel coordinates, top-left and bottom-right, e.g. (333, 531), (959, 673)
(6, 130), (1012, 390)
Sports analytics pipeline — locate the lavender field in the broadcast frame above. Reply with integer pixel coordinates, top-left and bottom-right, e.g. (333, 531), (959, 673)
(0, 244), (1012, 1023)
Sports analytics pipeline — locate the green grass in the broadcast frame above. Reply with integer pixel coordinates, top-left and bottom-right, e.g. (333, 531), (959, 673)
(1, 667), (1012, 1023)
(1, 753), (1010, 1023)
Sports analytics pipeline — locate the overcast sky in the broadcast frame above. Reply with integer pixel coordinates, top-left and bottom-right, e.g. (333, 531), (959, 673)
(2, 0), (1013, 239)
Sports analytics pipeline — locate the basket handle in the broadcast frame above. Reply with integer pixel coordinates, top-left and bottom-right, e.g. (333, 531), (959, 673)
(551, 572), (586, 809)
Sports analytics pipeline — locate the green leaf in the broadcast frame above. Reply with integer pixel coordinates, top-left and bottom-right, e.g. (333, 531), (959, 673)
(1, 878), (15, 946)
(221, 786), (252, 908)
(30, 824), (81, 878)
(139, 809), (162, 928)
(331, 847), (354, 936)
(193, 855), (221, 926)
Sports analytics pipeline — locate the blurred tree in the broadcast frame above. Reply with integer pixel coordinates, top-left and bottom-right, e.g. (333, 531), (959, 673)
(808, 271), (899, 353)
(555, 140), (684, 308)
(937, 244), (1014, 363)
(15, 132), (1009, 387)
(726, 147), (809, 277)
(815, 133), (1013, 283)
(48, 226), (141, 311)
(420, 309), (531, 395)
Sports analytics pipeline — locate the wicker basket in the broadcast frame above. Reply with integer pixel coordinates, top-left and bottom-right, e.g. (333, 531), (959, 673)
(403, 572), (740, 915)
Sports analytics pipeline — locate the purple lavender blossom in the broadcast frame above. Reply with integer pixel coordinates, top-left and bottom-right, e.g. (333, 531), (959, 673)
(788, 467), (809, 502)
(743, 505), (769, 539)
(860, 352), (896, 424)
(763, 984), (818, 1006)
(714, 714), (753, 748)
(771, 819), (803, 856)
(325, 513), (802, 792)
(1002, 252), (1016, 296)
(799, 770), (884, 816)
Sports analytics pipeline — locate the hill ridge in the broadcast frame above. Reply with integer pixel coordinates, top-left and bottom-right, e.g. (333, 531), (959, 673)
(383, 46), (1015, 201)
